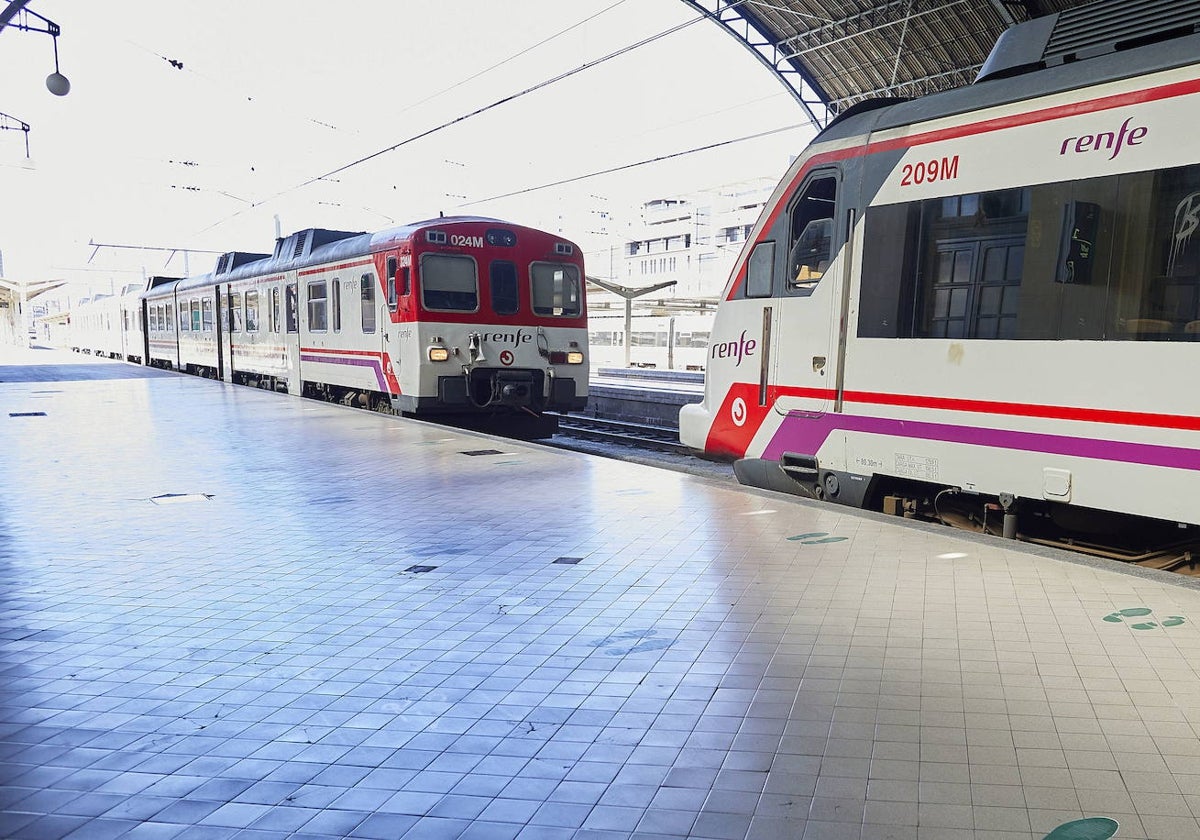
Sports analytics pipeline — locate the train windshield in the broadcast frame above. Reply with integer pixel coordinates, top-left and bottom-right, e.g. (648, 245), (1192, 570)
(421, 254), (478, 311)
(490, 261), (519, 315)
(531, 263), (582, 317)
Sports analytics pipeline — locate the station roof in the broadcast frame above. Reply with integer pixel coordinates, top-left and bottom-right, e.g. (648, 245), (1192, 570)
(686, 0), (1100, 124)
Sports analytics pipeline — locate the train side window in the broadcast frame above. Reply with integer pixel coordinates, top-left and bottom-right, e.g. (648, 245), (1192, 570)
(491, 260), (519, 315)
(286, 283), (298, 333)
(745, 241), (776, 298)
(270, 287), (280, 333)
(421, 254), (479, 311)
(166, 304), (173, 333)
(190, 299), (201, 331)
(387, 257), (398, 311)
(530, 262), (581, 316)
(400, 266), (411, 296)
(307, 279), (327, 331)
(787, 174), (837, 296)
(245, 291), (259, 332)
(181, 302), (191, 332)
(201, 298), (214, 332)
(229, 292), (243, 332)
(360, 274), (376, 333)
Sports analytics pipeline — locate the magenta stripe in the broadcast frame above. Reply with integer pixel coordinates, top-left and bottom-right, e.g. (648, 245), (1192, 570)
(300, 354), (386, 391)
(762, 413), (1200, 471)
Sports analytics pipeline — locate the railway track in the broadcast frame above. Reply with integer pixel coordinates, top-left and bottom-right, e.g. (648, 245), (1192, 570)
(553, 415), (693, 455)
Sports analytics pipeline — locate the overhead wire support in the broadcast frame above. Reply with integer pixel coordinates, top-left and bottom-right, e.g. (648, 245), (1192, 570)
(0, 110), (31, 157)
(2, 3), (70, 94)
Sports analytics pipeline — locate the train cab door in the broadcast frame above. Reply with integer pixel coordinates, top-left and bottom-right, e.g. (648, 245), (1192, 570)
(381, 256), (399, 384)
(767, 169), (845, 419)
(380, 253), (411, 401)
(284, 279), (302, 396)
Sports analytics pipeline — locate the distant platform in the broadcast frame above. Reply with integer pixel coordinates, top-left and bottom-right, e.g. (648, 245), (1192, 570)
(587, 367), (703, 428)
(2, 346), (1200, 840)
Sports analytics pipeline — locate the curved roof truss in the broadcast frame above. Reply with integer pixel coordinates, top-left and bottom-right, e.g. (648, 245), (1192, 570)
(686, 0), (1100, 128)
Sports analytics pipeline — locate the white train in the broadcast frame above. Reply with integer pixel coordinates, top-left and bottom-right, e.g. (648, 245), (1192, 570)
(69, 282), (157, 363)
(681, 0), (1200, 547)
(68, 216), (590, 437)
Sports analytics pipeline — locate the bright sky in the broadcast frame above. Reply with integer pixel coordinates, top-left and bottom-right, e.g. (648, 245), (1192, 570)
(0, 0), (815, 293)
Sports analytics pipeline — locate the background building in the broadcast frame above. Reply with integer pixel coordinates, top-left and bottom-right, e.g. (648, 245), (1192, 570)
(585, 177), (776, 371)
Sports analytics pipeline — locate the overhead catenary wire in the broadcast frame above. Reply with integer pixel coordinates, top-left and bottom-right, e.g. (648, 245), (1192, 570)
(194, 0), (753, 235)
(401, 0), (636, 116)
(461, 122), (806, 206)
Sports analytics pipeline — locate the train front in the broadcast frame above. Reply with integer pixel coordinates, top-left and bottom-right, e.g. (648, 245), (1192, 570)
(389, 218), (589, 437)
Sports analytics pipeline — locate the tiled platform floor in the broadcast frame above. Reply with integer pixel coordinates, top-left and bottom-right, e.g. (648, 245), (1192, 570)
(3, 345), (1200, 840)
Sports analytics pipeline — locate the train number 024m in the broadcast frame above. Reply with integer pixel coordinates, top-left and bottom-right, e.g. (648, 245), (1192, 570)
(900, 155), (959, 186)
(451, 234), (484, 247)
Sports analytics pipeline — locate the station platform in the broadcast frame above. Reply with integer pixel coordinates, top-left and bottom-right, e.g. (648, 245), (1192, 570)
(584, 369), (702, 428)
(3, 344), (1200, 840)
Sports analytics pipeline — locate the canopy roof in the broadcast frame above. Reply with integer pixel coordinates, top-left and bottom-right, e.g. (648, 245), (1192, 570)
(684, 0), (1105, 125)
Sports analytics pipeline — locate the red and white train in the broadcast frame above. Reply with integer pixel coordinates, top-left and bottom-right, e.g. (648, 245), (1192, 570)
(682, 0), (1200, 546)
(71, 216), (589, 436)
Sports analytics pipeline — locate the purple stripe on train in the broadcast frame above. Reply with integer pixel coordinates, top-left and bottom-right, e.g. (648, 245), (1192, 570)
(761, 412), (1200, 471)
(300, 354), (386, 392)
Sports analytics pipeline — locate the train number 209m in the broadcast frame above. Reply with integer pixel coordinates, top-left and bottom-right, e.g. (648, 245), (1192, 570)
(900, 155), (959, 186)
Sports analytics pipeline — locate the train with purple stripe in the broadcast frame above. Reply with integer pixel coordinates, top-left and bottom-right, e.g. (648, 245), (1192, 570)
(74, 216), (589, 437)
(680, 0), (1200, 547)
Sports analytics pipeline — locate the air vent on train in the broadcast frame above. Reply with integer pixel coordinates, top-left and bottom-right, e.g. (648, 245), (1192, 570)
(427, 230), (447, 244)
(554, 243), (574, 256)
(976, 0), (1200, 83)
(292, 231), (309, 259)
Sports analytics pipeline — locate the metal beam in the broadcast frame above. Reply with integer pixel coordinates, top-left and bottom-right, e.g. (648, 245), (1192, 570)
(0, 0), (33, 33)
(680, 0), (830, 128)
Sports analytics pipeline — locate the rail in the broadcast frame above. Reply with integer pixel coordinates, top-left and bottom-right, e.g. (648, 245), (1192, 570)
(554, 415), (692, 455)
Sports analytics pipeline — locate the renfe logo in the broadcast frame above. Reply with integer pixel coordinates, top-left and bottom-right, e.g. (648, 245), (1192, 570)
(481, 329), (532, 346)
(711, 330), (756, 366)
(1059, 117), (1147, 160)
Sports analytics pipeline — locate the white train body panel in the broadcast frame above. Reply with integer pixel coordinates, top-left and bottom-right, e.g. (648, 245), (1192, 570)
(682, 23), (1200, 529)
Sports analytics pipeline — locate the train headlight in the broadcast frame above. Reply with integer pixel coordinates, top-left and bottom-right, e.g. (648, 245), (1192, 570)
(428, 346), (450, 362)
(549, 350), (585, 365)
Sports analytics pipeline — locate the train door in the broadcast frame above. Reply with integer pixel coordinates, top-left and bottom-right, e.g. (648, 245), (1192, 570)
(284, 279), (302, 396)
(140, 299), (150, 365)
(213, 286), (227, 381)
(381, 256), (398, 384)
(218, 284), (235, 383)
(768, 170), (843, 418)
(379, 253), (410, 400)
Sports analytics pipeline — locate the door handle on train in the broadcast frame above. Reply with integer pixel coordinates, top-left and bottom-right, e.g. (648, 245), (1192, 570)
(812, 355), (826, 373)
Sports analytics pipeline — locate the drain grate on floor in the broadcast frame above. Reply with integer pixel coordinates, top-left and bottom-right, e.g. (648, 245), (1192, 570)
(553, 557), (583, 565)
(150, 493), (214, 505)
(460, 449), (505, 456)
(8, 411), (47, 417)
(405, 565), (438, 574)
